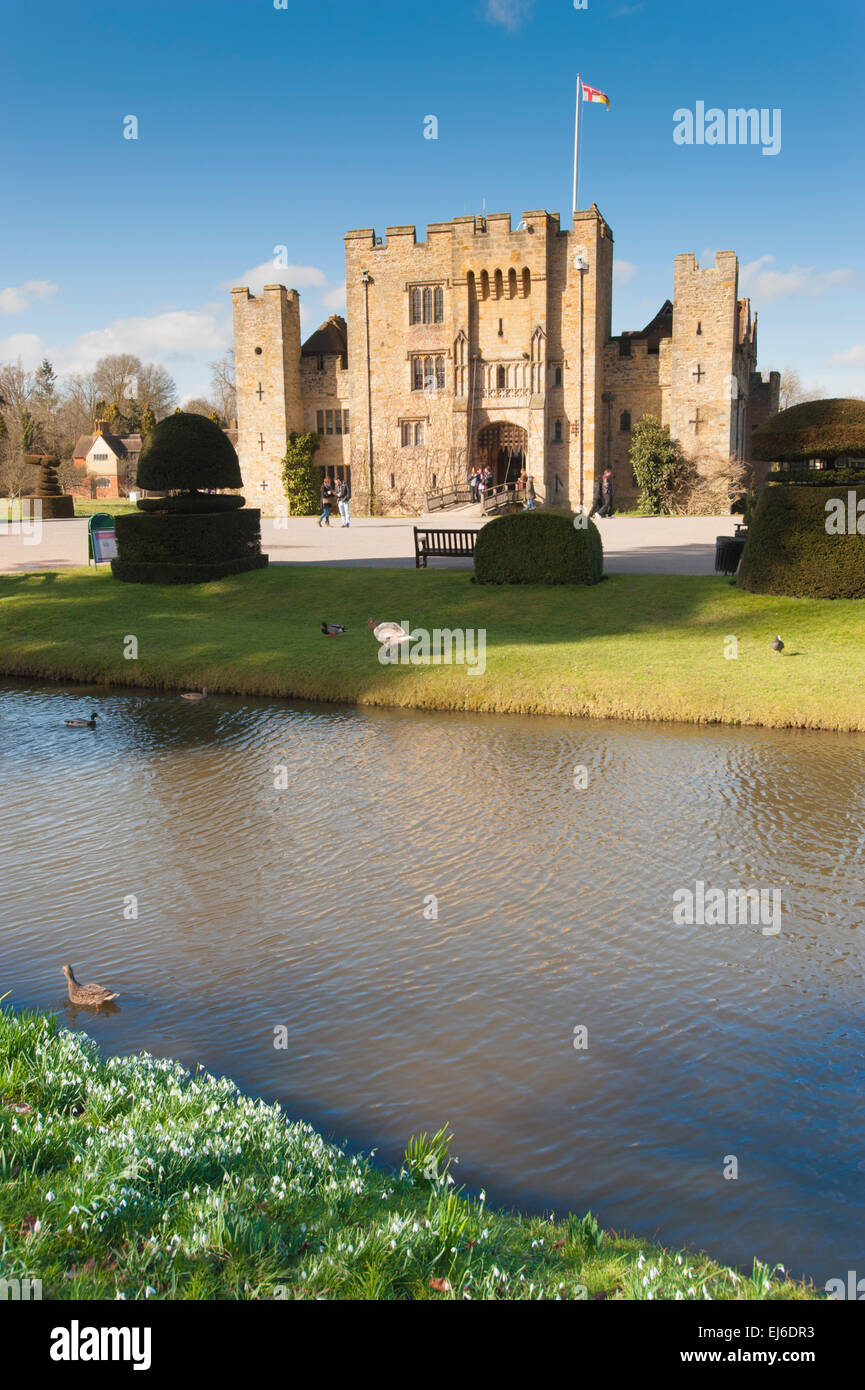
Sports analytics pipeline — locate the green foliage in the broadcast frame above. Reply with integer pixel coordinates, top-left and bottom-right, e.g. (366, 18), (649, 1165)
(281, 432), (322, 516)
(629, 415), (689, 515)
(751, 398), (865, 462)
(738, 482), (865, 598)
(474, 509), (603, 585)
(112, 509), (267, 584)
(140, 402), (156, 437)
(403, 1125), (454, 1187)
(136, 411), (242, 492)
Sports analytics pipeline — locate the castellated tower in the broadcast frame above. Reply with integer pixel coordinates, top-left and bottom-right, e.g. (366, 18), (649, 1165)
(231, 284), (303, 510)
(668, 252), (744, 464)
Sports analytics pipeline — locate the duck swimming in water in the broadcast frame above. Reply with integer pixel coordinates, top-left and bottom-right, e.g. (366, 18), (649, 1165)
(65, 713), (99, 729)
(62, 964), (119, 1008)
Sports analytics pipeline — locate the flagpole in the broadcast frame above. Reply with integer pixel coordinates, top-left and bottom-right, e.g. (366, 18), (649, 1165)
(572, 74), (581, 219)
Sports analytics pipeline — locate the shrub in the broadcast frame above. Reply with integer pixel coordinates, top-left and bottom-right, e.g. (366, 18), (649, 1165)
(474, 510), (603, 585)
(136, 412), (242, 492)
(737, 482), (865, 598)
(629, 415), (690, 515)
(751, 398), (865, 464)
(282, 432), (322, 515)
(112, 509), (267, 584)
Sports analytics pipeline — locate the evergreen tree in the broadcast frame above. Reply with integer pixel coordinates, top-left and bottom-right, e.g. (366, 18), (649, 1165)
(141, 402), (156, 436)
(629, 415), (690, 515)
(281, 432), (322, 515)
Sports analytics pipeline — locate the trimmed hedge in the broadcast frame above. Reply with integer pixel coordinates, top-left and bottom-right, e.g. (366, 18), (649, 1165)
(136, 493), (245, 514)
(751, 398), (865, 463)
(765, 468), (865, 487)
(112, 509), (267, 584)
(737, 482), (865, 598)
(474, 510), (603, 585)
(136, 412), (242, 492)
(111, 554), (269, 585)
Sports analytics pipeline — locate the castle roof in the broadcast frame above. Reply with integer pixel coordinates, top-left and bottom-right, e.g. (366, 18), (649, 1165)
(302, 315), (348, 358)
(616, 300), (673, 350)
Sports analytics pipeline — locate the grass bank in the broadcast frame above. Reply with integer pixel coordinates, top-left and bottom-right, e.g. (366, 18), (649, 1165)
(1, 566), (863, 730)
(0, 1008), (817, 1300)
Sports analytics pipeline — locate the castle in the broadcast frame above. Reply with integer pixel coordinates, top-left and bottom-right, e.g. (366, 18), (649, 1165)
(231, 204), (780, 512)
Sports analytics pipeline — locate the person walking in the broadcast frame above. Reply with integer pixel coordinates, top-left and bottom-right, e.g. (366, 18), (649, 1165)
(318, 475), (335, 527)
(336, 474), (351, 527)
(589, 467), (615, 518)
(523, 475), (537, 510)
(469, 468), (479, 504)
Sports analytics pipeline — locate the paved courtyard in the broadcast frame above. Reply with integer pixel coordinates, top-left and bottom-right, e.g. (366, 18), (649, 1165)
(0, 511), (736, 576)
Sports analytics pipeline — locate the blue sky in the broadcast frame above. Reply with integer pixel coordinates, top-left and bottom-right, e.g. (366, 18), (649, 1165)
(1, 0), (863, 401)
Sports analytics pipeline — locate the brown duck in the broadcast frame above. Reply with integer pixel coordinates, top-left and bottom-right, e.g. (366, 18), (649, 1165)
(62, 964), (119, 1008)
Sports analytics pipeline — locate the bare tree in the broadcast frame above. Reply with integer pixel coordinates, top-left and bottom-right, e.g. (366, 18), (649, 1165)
(209, 349), (236, 425)
(779, 366), (826, 410)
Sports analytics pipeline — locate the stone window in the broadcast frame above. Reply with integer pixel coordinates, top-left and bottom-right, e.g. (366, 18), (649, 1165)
(343, 409), (349, 433)
(508, 268), (518, 298)
(554, 367), (563, 387)
(326, 411), (334, 435)
(400, 421), (425, 447)
(390, 473), (396, 489)
(412, 355), (445, 392)
(317, 355), (325, 372)
(620, 410), (632, 432)
(334, 411), (342, 435)
(494, 269), (504, 299)
(497, 365), (506, 389)
(618, 338), (631, 358)
(480, 270), (490, 300)
(410, 285), (444, 324)
(553, 420), (563, 442)
(316, 411), (325, 435)
(523, 268), (531, 297)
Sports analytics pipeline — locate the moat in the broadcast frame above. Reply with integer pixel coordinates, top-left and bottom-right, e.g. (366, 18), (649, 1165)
(3, 681), (864, 1286)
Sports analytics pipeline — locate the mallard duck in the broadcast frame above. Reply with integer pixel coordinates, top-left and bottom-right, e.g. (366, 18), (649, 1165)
(368, 619), (410, 644)
(65, 713), (99, 729)
(321, 622), (347, 637)
(771, 635), (785, 654)
(180, 687), (208, 701)
(62, 964), (119, 1007)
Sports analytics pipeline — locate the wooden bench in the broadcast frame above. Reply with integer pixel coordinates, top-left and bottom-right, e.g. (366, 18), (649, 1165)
(414, 526), (479, 569)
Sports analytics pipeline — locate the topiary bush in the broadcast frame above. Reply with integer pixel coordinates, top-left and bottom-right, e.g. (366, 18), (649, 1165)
(474, 510), (603, 585)
(737, 481), (865, 598)
(136, 412), (242, 493)
(112, 411), (266, 584)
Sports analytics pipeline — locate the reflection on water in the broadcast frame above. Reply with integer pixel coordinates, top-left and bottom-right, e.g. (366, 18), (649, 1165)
(1, 680), (864, 1284)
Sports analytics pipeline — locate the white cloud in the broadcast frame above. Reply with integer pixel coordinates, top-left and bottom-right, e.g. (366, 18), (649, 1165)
(54, 310), (230, 375)
(0, 280), (59, 315)
(828, 345), (865, 368)
(0, 332), (45, 367)
(482, 0), (534, 31)
(322, 281), (347, 312)
(223, 261), (328, 295)
(740, 255), (855, 303)
(613, 260), (638, 285)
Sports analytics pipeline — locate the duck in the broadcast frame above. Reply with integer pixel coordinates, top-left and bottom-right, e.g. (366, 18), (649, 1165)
(368, 618), (411, 644)
(62, 964), (119, 1008)
(771, 635), (785, 655)
(321, 622), (347, 637)
(65, 713), (99, 729)
(180, 687), (208, 701)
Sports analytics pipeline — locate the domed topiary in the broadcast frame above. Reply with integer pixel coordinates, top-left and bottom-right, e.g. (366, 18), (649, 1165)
(136, 412), (243, 493)
(474, 510), (603, 585)
(112, 411), (267, 584)
(750, 398), (865, 465)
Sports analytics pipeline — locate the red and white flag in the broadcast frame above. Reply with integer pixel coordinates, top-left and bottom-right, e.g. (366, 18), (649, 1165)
(581, 81), (610, 108)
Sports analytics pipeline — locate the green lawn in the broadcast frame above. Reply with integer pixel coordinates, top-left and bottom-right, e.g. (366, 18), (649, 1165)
(0, 499), (139, 519)
(0, 1007), (817, 1300)
(0, 564), (863, 730)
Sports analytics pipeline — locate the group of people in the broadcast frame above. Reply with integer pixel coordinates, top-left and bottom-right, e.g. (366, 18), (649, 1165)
(318, 475), (351, 527)
(468, 466), (494, 503)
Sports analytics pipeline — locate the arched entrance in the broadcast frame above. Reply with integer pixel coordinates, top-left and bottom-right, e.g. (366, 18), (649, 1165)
(476, 422), (528, 486)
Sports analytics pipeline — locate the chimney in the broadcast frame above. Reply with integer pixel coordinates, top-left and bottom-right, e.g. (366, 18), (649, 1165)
(94, 418), (108, 435)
